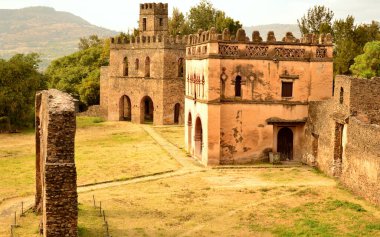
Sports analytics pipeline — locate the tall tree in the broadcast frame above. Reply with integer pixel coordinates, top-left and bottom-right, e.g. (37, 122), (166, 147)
(168, 8), (191, 36)
(78, 35), (103, 50)
(350, 41), (380, 79)
(0, 53), (46, 130)
(169, 0), (242, 36)
(46, 38), (109, 108)
(297, 5), (334, 35)
(333, 17), (380, 75)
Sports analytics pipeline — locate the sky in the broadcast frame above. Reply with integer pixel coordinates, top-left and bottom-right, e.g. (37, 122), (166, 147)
(0, 0), (379, 32)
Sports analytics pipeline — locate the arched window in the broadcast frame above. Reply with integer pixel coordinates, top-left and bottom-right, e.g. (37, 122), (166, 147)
(339, 87), (344, 104)
(135, 59), (139, 71)
(145, 57), (150, 77)
(235, 76), (242, 97)
(178, 58), (184, 77)
(123, 57), (128, 76)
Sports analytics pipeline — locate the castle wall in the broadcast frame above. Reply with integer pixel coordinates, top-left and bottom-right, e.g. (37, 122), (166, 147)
(220, 103), (307, 164)
(302, 76), (380, 206)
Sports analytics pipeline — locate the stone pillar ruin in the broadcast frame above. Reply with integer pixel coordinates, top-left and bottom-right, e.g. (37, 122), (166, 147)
(35, 89), (78, 237)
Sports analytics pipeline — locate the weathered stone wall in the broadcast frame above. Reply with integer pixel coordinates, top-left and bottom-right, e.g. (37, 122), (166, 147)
(302, 76), (380, 206)
(342, 117), (380, 205)
(35, 89), (78, 236)
(77, 105), (107, 119)
(349, 76), (380, 124)
(101, 38), (185, 125)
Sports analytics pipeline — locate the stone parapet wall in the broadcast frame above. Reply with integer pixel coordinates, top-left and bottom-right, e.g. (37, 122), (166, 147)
(35, 89), (78, 236)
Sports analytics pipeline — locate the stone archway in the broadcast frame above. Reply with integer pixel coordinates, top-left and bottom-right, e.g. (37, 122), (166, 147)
(174, 103), (180, 124)
(141, 96), (154, 123)
(277, 127), (293, 160)
(119, 95), (132, 121)
(194, 117), (203, 158)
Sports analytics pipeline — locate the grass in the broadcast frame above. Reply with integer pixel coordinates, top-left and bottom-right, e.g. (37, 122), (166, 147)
(153, 126), (185, 150)
(0, 117), (180, 203)
(15, 167), (380, 236)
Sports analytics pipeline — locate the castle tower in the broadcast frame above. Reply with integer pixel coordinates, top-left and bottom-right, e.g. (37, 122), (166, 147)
(139, 3), (168, 37)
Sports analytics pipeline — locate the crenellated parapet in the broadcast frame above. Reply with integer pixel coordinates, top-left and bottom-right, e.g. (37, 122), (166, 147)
(140, 2), (168, 15)
(110, 34), (187, 50)
(186, 28), (333, 61)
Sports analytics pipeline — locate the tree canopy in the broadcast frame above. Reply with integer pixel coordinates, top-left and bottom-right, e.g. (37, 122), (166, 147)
(297, 5), (334, 35)
(0, 53), (46, 130)
(350, 41), (380, 79)
(169, 0), (242, 36)
(46, 36), (109, 108)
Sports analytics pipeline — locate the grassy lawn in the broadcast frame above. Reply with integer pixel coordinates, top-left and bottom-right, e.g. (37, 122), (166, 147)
(153, 126), (185, 150)
(15, 167), (380, 236)
(0, 117), (180, 203)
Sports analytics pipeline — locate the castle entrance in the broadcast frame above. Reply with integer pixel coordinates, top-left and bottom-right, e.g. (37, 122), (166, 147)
(119, 95), (132, 121)
(195, 117), (203, 158)
(333, 122), (344, 177)
(277, 127), (293, 160)
(141, 96), (154, 123)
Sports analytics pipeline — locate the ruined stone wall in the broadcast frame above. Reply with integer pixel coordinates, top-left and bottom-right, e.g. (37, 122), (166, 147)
(303, 76), (380, 205)
(342, 117), (380, 205)
(349, 76), (380, 124)
(35, 89), (77, 236)
(100, 66), (109, 117)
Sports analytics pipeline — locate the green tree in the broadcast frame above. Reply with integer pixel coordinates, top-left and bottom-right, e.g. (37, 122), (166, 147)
(350, 41), (380, 78)
(297, 5), (334, 35)
(46, 40), (109, 108)
(169, 0), (241, 36)
(168, 8), (191, 36)
(0, 53), (46, 130)
(78, 35), (103, 50)
(333, 17), (380, 75)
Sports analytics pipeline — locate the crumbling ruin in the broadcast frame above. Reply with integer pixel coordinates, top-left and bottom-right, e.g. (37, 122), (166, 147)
(35, 89), (78, 236)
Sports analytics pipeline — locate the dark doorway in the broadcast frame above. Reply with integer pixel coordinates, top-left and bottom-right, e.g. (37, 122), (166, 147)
(119, 95), (131, 121)
(141, 96), (154, 123)
(187, 112), (192, 150)
(333, 123), (344, 176)
(174, 103), (180, 124)
(277, 127), (293, 160)
(235, 76), (242, 97)
(195, 117), (203, 158)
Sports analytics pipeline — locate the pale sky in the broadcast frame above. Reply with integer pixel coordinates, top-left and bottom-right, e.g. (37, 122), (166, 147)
(1, 0), (379, 32)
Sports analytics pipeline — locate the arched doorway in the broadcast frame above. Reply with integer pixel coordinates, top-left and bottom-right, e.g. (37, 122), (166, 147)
(141, 96), (154, 123)
(174, 103), (180, 124)
(277, 127), (293, 160)
(187, 112), (192, 151)
(195, 117), (203, 158)
(119, 95), (131, 121)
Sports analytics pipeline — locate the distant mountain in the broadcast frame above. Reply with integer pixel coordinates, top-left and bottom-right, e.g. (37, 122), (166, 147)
(244, 24), (301, 40)
(0, 7), (117, 69)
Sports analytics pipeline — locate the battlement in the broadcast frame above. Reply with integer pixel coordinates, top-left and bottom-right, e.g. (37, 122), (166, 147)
(186, 28), (333, 60)
(187, 28), (333, 46)
(140, 2), (168, 15)
(110, 34), (186, 49)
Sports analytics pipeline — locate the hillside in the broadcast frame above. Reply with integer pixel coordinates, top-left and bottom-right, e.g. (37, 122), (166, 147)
(244, 24), (301, 40)
(0, 7), (117, 69)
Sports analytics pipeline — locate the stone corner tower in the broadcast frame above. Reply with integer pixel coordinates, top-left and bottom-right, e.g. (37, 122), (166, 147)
(139, 2), (168, 36)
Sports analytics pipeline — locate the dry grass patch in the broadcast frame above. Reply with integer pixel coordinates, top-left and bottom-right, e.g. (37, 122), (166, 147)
(0, 117), (180, 203)
(153, 126), (185, 150)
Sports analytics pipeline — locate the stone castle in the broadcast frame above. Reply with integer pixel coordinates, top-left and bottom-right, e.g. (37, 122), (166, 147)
(100, 2), (380, 205)
(185, 28), (333, 165)
(100, 3), (186, 125)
